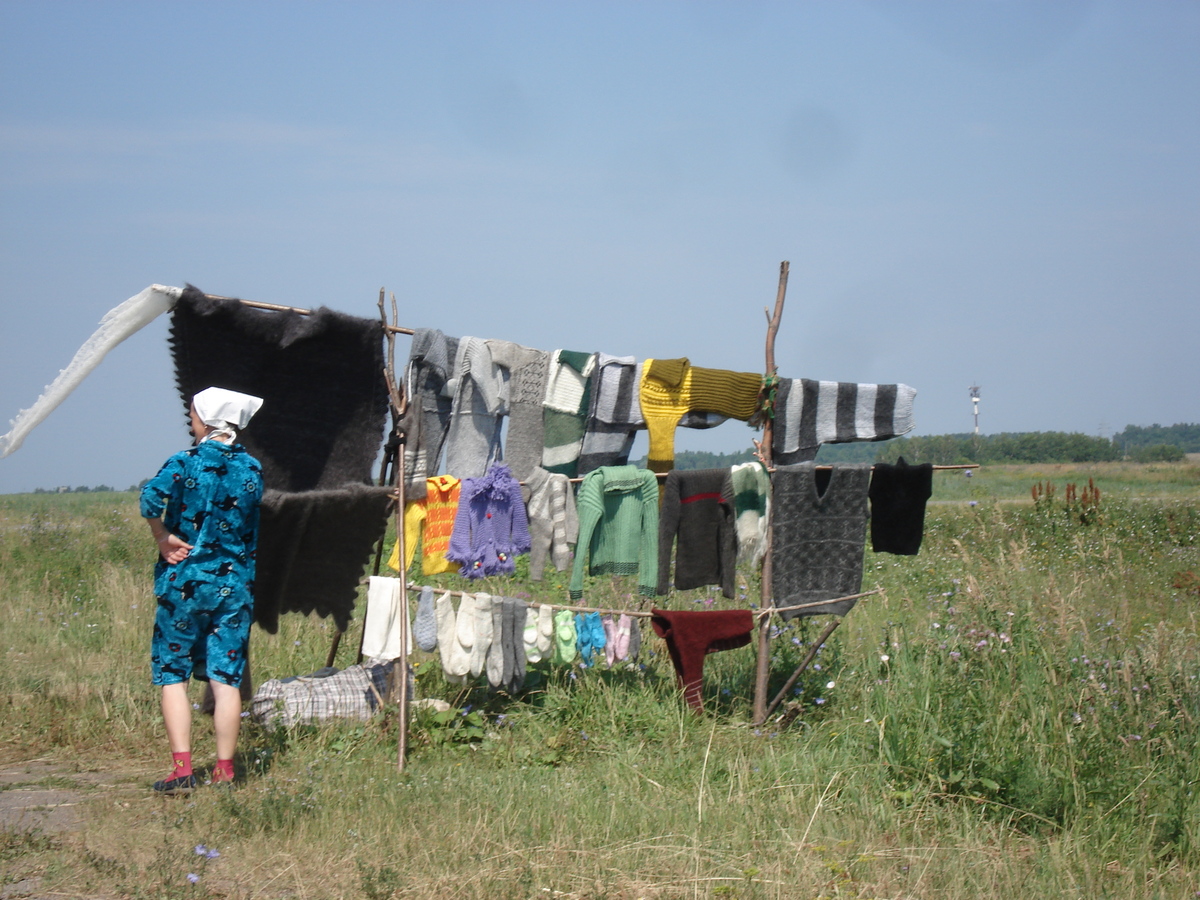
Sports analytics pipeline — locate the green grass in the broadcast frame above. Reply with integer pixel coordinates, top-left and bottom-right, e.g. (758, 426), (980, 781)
(1, 462), (1198, 898)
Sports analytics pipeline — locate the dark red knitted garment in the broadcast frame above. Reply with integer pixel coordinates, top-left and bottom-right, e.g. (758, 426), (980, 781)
(650, 609), (754, 711)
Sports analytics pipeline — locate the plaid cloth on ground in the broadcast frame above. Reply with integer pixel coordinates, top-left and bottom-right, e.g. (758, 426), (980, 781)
(251, 663), (392, 729)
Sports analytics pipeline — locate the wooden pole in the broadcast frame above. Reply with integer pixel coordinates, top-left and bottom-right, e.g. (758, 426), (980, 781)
(385, 291), (411, 774)
(752, 261), (789, 724)
(761, 618), (842, 722)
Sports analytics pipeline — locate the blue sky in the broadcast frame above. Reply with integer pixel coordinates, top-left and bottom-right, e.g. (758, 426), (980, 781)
(1, 1), (1196, 492)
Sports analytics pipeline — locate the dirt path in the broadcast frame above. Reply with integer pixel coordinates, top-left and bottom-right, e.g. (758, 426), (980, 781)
(0, 758), (148, 900)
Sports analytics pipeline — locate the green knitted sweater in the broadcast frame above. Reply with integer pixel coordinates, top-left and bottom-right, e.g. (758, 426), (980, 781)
(569, 465), (660, 599)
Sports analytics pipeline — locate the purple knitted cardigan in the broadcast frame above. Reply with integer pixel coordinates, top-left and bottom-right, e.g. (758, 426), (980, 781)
(446, 464), (532, 579)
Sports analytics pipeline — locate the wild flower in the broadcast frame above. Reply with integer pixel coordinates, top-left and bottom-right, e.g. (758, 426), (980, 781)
(949, 651), (961, 660)
(814, 697), (826, 705)
(187, 873), (200, 884)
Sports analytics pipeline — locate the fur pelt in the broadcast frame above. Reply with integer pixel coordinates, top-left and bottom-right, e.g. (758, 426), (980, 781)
(170, 286), (388, 492)
(255, 485), (395, 634)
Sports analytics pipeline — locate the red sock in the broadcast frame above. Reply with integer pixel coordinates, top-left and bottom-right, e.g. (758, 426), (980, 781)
(212, 759), (234, 783)
(170, 751), (193, 779)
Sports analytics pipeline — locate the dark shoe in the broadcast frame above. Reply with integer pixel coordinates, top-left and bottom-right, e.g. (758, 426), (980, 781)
(153, 773), (197, 795)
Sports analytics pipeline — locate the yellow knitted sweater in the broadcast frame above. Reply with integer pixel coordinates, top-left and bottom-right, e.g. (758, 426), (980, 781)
(639, 358), (762, 472)
(387, 475), (462, 575)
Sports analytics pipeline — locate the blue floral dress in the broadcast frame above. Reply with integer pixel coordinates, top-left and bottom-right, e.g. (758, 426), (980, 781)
(139, 440), (262, 686)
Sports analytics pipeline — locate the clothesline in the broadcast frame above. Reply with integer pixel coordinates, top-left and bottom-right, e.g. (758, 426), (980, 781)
(214, 294), (979, 478)
(396, 580), (882, 619)
(206, 293), (415, 336)
(382, 464), (978, 494)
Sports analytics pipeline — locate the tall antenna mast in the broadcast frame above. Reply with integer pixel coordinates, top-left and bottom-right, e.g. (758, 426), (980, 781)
(969, 384), (981, 434)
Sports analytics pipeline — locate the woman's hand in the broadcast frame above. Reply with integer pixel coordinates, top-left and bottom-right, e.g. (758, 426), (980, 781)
(146, 517), (193, 564)
(157, 533), (193, 564)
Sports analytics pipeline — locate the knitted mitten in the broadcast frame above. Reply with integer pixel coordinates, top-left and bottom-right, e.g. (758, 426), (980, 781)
(536, 604), (554, 656)
(413, 586), (439, 652)
(603, 615), (617, 667)
(627, 616), (641, 662)
(614, 614), (632, 662)
(552, 610), (577, 664)
(523, 605), (542, 663)
(575, 611), (606, 665)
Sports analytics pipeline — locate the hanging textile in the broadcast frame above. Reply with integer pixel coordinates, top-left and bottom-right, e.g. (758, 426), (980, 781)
(1, 285), (182, 458)
(570, 465), (660, 600)
(361, 576), (412, 661)
(486, 339), (550, 482)
(254, 484), (394, 633)
(657, 467), (738, 598)
(169, 286), (388, 492)
(771, 463), (871, 620)
(400, 328), (460, 491)
(443, 337), (505, 480)
(868, 456), (934, 555)
(521, 466), (580, 580)
(446, 464), (531, 579)
(579, 353), (642, 474)
(639, 358), (761, 473)
(772, 378), (916, 466)
(542, 349), (597, 476)
(730, 461), (771, 565)
(650, 609), (754, 712)
(387, 475), (462, 576)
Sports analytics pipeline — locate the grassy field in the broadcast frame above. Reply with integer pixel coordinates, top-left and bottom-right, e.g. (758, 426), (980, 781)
(1, 460), (1198, 898)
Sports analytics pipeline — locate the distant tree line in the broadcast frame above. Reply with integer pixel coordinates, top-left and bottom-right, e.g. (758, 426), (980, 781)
(664, 423), (1198, 469)
(1111, 423), (1200, 454)
(32, 482), (145, 494)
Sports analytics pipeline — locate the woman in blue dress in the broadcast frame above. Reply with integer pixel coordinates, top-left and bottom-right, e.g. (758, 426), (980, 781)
(140, 387), (263, 793)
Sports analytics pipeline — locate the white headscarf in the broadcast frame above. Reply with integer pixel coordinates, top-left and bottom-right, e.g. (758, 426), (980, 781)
(192, 387), (263, 443)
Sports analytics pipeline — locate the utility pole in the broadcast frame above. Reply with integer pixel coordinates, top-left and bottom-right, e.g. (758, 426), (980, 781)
(969, 384), (981, 434)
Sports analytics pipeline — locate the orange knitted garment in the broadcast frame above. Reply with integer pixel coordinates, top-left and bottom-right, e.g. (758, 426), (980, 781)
(639, 358), (762, 473)
(388, 475), (462, 575)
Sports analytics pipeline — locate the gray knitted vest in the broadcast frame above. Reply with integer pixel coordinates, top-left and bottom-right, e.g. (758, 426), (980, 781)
(771, 463), (871, 620)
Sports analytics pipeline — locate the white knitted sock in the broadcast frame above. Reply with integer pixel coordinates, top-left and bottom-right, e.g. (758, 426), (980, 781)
(470, 593), (494, 678)
(443, 594), (473, 680)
